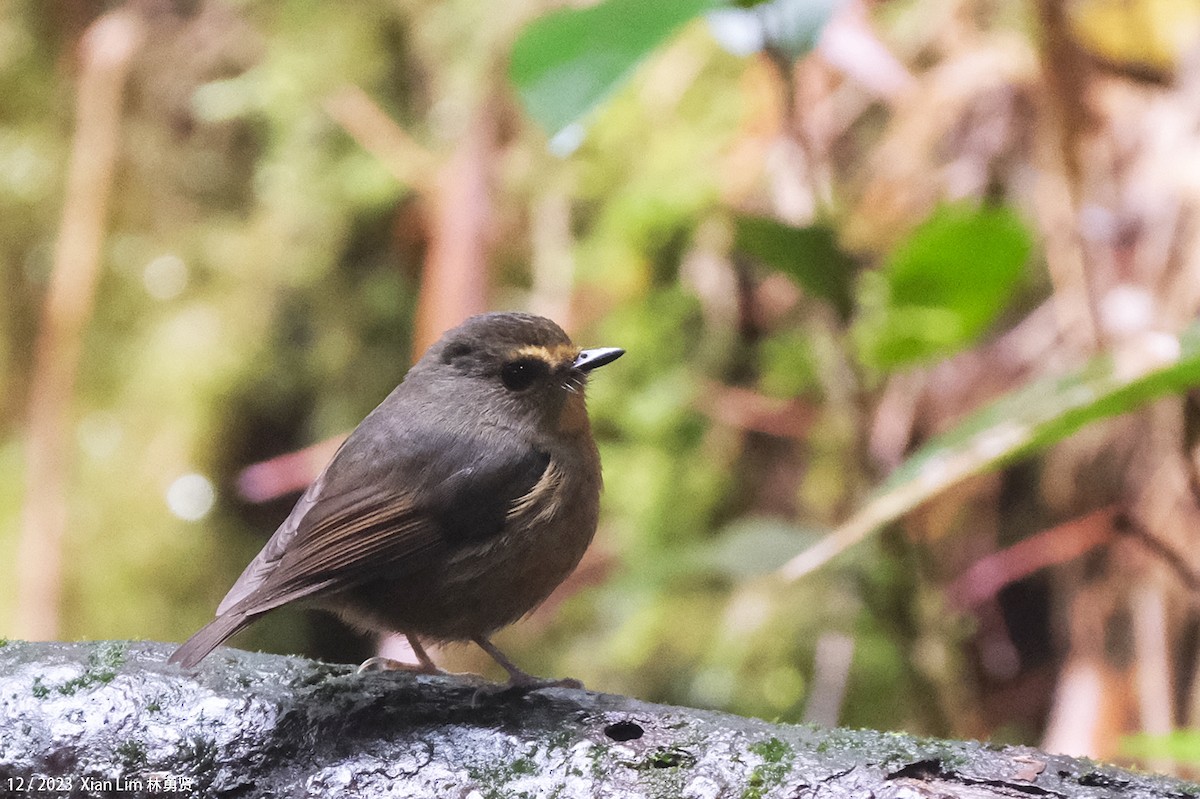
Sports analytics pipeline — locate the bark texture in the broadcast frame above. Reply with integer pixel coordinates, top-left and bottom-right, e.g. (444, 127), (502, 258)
(0, 640), (1197, 798)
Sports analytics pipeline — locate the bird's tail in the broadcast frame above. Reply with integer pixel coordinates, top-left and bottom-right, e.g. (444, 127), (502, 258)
(168, 612), (253, 668)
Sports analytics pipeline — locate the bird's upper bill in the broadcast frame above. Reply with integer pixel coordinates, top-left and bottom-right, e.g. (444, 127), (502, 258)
(573, 347), (624, 372)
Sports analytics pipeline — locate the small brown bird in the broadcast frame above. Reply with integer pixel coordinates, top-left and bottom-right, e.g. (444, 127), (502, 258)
(169, 312), (623, 686)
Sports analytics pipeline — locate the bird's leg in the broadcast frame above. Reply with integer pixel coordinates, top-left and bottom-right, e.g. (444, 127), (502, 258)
(357, 633), (448, 675)
(406, 634), (442, 673)
(472, 636), (583, 690)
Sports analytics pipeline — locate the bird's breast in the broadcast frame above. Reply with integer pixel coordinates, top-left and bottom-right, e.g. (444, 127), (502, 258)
(446, 450), (600, 596)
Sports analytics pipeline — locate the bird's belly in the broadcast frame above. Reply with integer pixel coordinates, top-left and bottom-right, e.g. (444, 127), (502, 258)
(331, 479), (598, 640)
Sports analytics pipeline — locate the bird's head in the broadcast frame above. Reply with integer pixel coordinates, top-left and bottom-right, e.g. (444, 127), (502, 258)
(413, 312), (624, 436)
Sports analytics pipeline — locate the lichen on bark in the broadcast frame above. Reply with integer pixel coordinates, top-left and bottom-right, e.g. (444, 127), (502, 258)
(1, 640), (1197, 798)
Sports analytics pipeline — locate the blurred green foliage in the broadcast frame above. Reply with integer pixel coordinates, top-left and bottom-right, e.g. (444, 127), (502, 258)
(1124, 730), (1200, 765)
(883, 320), (1200, 495)
(855, 204), (1033, 370)
(734, 216), (855, 320)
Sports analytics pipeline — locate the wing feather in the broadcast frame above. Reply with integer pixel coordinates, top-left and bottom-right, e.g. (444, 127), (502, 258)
(214, 416), (552, 619)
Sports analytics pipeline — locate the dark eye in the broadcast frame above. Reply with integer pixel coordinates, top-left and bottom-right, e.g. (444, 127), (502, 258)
(501, 358), (547, 391)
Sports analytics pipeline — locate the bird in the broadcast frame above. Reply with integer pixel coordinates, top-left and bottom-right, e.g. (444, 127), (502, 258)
(169, 312), (624, 687)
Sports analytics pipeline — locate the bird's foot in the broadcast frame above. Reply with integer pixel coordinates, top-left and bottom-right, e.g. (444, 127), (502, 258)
(468, 674), (583, 707)
(356, 656), (447, 676)
(502, 673), (585, 692)
(471, 635), (584, 691)
(357, 656), (488, 685)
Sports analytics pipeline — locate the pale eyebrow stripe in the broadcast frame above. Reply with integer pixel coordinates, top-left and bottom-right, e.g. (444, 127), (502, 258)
(513, 343), (579, 365)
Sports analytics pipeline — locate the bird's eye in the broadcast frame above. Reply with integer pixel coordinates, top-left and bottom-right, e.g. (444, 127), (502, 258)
(501, 358), (547, 391)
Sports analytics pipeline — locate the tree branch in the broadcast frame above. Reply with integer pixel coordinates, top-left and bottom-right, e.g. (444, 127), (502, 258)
(1, 641), (1196, 798)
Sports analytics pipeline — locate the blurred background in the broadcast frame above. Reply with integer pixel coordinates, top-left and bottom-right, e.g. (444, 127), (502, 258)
(6, 0), (1200, 771)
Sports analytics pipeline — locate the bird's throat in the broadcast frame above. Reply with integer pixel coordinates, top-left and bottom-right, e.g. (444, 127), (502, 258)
(556, 391), (590, 436)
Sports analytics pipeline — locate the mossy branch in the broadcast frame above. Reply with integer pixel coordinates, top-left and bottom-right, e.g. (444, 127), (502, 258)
(0, 641), (1196, 798)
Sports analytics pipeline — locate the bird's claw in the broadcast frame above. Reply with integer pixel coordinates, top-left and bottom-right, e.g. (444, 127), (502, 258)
(356, 656), (446, 676)
(502, 674), (585, 692)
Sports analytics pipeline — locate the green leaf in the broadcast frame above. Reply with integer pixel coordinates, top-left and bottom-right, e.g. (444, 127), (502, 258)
(509, 0), (720, 137)
(734, 215), (856, 319)
(855, 204), (1034, 370)
(781, 323), (1200, 580)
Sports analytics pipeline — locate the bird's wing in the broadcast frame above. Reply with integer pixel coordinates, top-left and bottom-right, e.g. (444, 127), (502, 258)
(217, 424), (551, 617)
(216, 435), (351, 615)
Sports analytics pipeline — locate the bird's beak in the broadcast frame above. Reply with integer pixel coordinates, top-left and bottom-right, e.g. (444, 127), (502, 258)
(573, 347), (624, 372)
